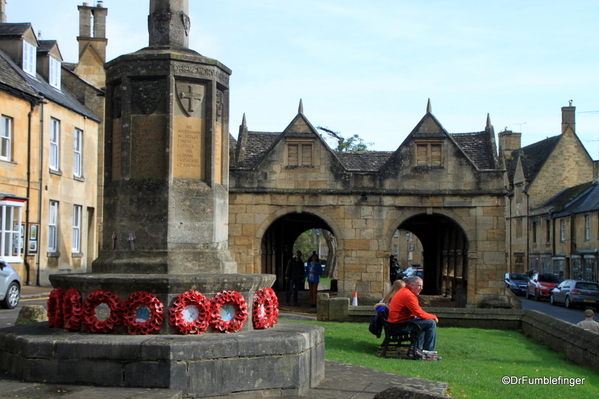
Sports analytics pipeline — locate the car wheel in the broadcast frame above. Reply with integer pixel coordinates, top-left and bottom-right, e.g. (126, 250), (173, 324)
(0, 282), (20, 309)
(550, 295), (555, 305)
(565, 296), (571, 309)
(534, 289), (540, 301)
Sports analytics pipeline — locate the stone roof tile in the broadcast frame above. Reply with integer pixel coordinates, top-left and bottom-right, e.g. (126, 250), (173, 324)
(334, 151), (393, 171)
(450, 131), (495, 169)
(236, 131), (280, 169)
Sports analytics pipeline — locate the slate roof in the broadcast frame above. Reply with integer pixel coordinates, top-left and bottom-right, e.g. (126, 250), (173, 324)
(0, 50), (39, 99)
(546, 182), (599, 217)
(37, 40), (57, 54)
(508, 135), (561, 185)
(0, 23), (32, 37)
(450, 131), (496, 170)
(539, 181), (594, 212)
(0, 49), (100, 122)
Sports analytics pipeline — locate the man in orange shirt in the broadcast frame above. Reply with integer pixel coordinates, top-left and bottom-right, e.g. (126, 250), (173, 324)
(388, 276), (438, 352)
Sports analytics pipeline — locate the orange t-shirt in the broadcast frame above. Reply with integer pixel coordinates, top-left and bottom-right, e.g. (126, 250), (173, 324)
(388, 287), (436, 323)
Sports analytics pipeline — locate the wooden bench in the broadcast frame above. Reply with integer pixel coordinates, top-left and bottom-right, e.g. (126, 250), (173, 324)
(378, 313), (422, 359)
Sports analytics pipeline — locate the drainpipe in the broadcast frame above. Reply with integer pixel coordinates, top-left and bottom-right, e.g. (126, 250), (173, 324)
(24, 101), (39, 285)
(525, 189), (530, 271)
(35, 100), (45, 286)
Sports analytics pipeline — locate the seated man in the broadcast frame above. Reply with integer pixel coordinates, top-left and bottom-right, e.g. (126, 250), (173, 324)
(388, 276), (439, 354)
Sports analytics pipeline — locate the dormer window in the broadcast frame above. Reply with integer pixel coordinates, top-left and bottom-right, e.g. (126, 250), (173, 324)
(415, 141), (443, 167)
(49, 56), (61, 89)
(23, 40), (36, 76)
(287, 142), (313, 167)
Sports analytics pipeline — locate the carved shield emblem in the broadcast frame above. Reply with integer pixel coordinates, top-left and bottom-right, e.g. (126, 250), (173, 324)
(133, 80), (164, 115)
(176, 82), (205, 117)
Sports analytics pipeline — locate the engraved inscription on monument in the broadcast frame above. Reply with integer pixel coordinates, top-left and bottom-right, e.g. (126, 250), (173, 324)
(111, 120), (122, 181)
(173, 115), (204, 179)
(131, 115), (167, 179)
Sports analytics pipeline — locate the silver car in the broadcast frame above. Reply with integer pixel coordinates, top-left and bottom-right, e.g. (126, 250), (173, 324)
(0, 260), (21, 309)
(550, 280), (599, 309)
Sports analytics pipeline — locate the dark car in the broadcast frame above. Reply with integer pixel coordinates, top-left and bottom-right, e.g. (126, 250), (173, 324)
(550, 280), (599, 308)
(505, 273), (530, 296)
(526, 273), (563, 301)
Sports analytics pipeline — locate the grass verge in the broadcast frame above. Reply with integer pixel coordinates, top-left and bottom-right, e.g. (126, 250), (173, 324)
(290, 320), (599, 398)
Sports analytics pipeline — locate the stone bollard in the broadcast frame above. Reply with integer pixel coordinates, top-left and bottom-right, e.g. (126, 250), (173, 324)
(15, 305), (48, 325)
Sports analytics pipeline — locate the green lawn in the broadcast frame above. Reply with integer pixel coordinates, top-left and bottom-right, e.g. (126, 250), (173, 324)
(290, 320), (599, 399)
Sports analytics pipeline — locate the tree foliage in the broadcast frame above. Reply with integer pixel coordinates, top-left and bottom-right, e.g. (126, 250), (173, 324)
(292, 230), (318, 262)
(317, 127), (373, 152)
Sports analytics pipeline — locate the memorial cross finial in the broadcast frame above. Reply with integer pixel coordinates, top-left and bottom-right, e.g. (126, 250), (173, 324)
(148, 0), (190, 48)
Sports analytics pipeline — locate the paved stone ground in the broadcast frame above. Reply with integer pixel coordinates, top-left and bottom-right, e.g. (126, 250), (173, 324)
(0, 286), (449, 398)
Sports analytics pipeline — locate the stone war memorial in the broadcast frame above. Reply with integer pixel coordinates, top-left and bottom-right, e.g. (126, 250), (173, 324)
(0, 1), (324, 397)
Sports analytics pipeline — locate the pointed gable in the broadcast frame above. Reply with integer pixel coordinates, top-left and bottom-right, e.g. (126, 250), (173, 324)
(512, 135), (561, 184)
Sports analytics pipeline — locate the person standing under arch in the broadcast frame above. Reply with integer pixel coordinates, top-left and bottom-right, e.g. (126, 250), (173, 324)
(285, 251), (305, 306)
(306, 253), (323, 308)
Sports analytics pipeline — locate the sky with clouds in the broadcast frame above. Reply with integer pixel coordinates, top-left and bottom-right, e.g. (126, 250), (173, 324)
(7, 0), (599, 157)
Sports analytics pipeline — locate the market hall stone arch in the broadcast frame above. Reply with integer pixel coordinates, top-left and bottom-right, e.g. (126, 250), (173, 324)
(257, 209), (342, 292)
(394, 212), (470, 303)
(228, 102), (508, 307)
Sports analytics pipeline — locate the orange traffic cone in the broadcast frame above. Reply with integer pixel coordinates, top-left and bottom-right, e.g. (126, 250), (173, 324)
(352, 291), (358, 306)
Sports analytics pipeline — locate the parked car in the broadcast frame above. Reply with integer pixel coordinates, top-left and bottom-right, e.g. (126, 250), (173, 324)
(550, 280), (599, 308)
(504, 273), (530, 296)
(526, 273), (563, 301)
(0, 260), (21, 309)
(403, 267), (423, 278)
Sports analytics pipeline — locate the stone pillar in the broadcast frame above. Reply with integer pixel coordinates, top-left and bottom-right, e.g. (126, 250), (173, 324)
(0, 0), (7, 23)
(149, 0), (190, 49)
(95, 1), (234, 275)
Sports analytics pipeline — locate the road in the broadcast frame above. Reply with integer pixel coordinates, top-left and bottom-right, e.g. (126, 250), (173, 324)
(519, 295), (592, 325)
(0, 297), (48, 329)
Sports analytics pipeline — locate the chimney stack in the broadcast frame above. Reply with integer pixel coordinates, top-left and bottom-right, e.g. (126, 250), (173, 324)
(0, 0), (7, 23)
(561, 101), (576, 134)
(498, 129), (521, 161)
(77, 2), (108, 63)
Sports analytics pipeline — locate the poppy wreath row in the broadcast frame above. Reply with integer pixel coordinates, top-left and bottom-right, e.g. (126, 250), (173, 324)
(47, 288), (279, 335)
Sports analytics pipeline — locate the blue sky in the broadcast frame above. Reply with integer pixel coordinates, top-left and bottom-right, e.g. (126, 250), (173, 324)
(7, 1), (599, 157)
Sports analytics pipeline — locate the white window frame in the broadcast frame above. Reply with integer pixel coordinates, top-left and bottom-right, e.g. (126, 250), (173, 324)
(50, 118), (60, 171)
(0, 199), (25, 262)
(74, 128), (83, 177)
(49, 56), (61, 89)
(22, 40), (36, 76)
(1, 116), (12, 161)
(48, 201), (58, 252)
(560, 219), (565, 242)
(72, 205), (82, 253)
